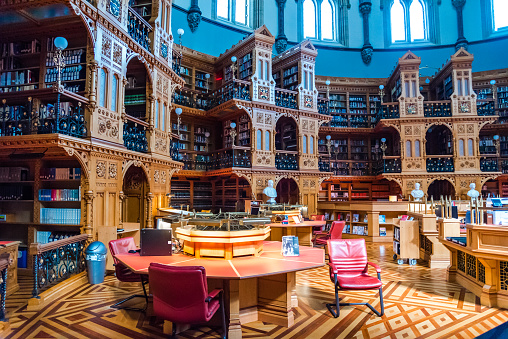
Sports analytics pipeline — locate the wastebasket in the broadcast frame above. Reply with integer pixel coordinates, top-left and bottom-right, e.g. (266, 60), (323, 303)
(85, 241), (107, 284)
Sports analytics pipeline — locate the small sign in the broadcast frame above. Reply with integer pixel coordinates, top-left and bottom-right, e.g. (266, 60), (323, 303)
(282, 236), (300, 256)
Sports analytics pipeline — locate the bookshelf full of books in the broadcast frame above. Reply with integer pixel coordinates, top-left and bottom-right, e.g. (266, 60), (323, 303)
(239, 53), (253, 80)
(223, 114), (251, 148)
(392, 218), (420, 265)
(0, 39), (41, 93)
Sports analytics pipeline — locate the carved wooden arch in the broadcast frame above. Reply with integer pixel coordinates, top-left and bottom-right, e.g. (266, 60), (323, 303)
(122, 160), (151, 189)
(62, 147), (90, 179)
(125, 50), (154, 84)
(478, 119), (497, 133)
(383, 176), (403, 191)
(480, 175), (501, 190)
(69, 2), (97, 48)
(426, 177), (457, 196)
(381, 121), (401, 135)
(235, 104), (254, 121)
(274, 174), (299, 187)
(167, 167), (180, 181)
(274, 112), (300, 134)
(235, 173), (253, 192)
(318, 175), (331, 186)
(424, 121), (453, 135)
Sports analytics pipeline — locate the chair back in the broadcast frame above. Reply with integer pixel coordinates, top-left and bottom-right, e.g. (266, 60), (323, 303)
(149, 263), (210, 324)
(109, 237), (137, 265)
(327, 238), (368, 276)
(311, 215), (326, 221)
(329, 221), (345, 240)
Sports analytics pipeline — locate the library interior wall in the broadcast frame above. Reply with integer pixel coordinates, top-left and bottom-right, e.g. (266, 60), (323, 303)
(172, 0), (508, 78)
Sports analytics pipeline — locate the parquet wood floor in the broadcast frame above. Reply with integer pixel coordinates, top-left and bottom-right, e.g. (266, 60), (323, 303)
(3, 243), (508, 338)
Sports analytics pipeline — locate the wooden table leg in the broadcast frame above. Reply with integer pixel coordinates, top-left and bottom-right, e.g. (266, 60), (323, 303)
(257, 272), (295, 328)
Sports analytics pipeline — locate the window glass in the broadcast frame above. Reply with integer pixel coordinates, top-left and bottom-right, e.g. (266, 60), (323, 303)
(415, 140), (420, 157)
(258, 59), (263, 79)
(468, 138), (474, 156)
(111, 76), (118, 112)
(304, 0), (316, 38)
(406, 140), (412, 157)
(257, 130), (262, 150)
(321, 0), (333, 40)
(310, 136), (314, 154)
(457, 78), (463, 96)
(459, 139), (465, 156)
(493, 0), (508, 31)
(303, 135), (307, 154)
(391, 0), (405, 42)
(303, 71), (308, 90)
(309, 72), (313, 91)
(161, 103), (166, 131)
(217, 0), (229, 19)
(265, 60), (269, 81)
(464, 78), (470, 95)
(265, 131), (270, 151)
(235, 0), (247, 25)
(410, 0), (425, 41)
(155, 100), (159, 129)
(99, 69), (106, 108)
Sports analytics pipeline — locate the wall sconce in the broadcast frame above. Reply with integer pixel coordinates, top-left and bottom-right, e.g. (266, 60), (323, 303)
(54, 37), (68, 115)
(326, 134), (332, 157)
(230, 56), (237, 80)
(380, 137), (387, 157)
(378, 85), (385, 104)
(493, 134), (500, 156)
(230, 121), (237, 146)
(325, 80), (331, 99)
(177, 28), (184, 56)
(490, 79), (497, 101)
(175, 107), (182, 139)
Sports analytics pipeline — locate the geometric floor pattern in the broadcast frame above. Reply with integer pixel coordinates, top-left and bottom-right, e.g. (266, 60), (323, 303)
(3, 243), (508, 338)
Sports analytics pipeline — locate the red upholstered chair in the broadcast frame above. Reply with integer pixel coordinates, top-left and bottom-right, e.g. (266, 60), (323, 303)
(311, 215), (327, 234)
(312, 221), (345, 247)
(326, 238), (384, 318)
(149, 263), (226, 339)
(109, 237), (149, 312)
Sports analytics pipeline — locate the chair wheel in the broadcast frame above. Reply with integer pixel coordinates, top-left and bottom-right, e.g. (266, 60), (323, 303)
(393, 254), (397, 260)
(410, 259), (417, 266)
(397, 259), (404, 265)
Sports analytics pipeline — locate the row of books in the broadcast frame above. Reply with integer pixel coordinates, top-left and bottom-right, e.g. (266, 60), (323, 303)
(1, 39), (41, 57)
(46, 49), (85, 67)
(38, 189), (81, 202)
(40, 208), (81, 224)
(0, 84), (38, 92)
(352, 225), (368, 235)
(0, 70), (35, 86)
(36, 231), (79, 244)
(0, 167), (29, 182)
(0, 186), (30, 200)
(40, 168), (81, 180)
(44, 65), (84, 83)
(125, 94), (146, 105)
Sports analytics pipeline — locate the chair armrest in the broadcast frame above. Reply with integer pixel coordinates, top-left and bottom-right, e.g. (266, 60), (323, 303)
(328, 262), (338, 274)
(367, 262), (381, 273)
(205, 288), (223, 302)
(314, 231), (328, 235)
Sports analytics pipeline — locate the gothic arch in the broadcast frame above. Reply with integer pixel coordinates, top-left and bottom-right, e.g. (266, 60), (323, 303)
(122, 160), (151, 189)
(125, 50), (154, 84)
(69, 2), (97, 48)
(62, 147), (90, 179)
(424, 121), (453, 135)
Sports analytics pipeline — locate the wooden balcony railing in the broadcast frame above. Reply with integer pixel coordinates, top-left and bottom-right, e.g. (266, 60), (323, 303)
(426, 156), (454, 172)
(123, 116), (148, 153)
(424, 101), (452, 117)
(275, 88), (298, 109)
(127, 8), (152, 51)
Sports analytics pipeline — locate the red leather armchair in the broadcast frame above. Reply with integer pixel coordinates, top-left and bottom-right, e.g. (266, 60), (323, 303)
(109, 237), (149, 312)
(310, 215), (326, 234)
(312, 221), (345, 246)
(326, 238), (384, 318)
(149, 263), (226, 339)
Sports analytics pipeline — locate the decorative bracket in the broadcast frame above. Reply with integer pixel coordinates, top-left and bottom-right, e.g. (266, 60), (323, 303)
(187, 0), (202, 33)
(452, 0), (468, 51)
(275, 0), (288, 54)
(359, 0), (373, 64)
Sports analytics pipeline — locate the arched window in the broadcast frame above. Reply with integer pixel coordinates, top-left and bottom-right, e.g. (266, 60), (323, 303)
(99, 68), (107, 108)
(493, 0), (508, 31)
(257, 130), (262, 150)
(303, 0), (316, 39)
(390, 0), (428, 43)
(303, 135), (307, 154)
(216, 0), (250, 26)
(310, 136), (314, 154)
(406, 140), (412, 157)
(415, 140), (420, 157)
(468, 138), (474, 156)
(265, 131), (270, 151)
(459, 139), (465, 156)
(303, 0), (336, 41)
(111, 75), (118, 112)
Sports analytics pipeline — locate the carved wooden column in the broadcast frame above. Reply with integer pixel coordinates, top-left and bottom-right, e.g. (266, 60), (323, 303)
(275, 0), (287, 54)
(119, 191), (125, 229)
(452, 0), (468, 51)
(146, 192), (154, 228)
(83, 191), (94, 236)
(359, 0), (373, 64)
(88, 61), (99, 108)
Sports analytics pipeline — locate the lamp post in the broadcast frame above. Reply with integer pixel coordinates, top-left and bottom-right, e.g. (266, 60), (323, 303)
(53, 37), (68, 117)
(230, 121), (237, 147)
(177, 28), (184, 73)
(380, 137), (387, 172)
(490, 79), (497, 102)
(175, 107), (182, 158)
(325, 80), (331, 99)
(326, 135), (332, 172)
(205, 131), (210, 152)
(205, 73), (210, 93)
(378, 84), (385, 104)
(230, 56), (237, 80)
(494, 134), (500, 171)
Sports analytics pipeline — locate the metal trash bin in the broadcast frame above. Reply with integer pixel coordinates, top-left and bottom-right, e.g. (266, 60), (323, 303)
(85, 241), (107, 284)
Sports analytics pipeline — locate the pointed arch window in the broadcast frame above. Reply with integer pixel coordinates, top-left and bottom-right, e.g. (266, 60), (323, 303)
(389, 0), (428, 43)
(215, 0), (250, 27)
(303, 0), (336, 41)
(99, 68), (107, 108)
(493, 0), (508, 31)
